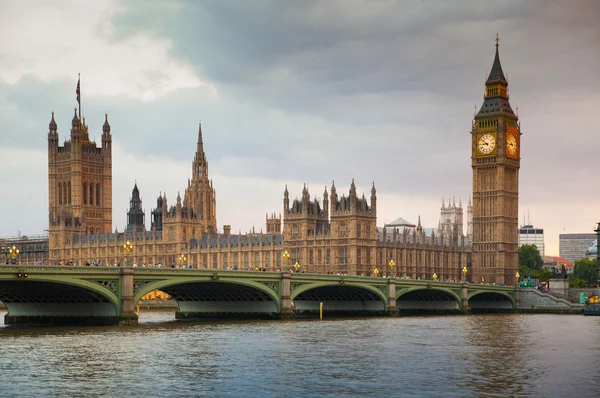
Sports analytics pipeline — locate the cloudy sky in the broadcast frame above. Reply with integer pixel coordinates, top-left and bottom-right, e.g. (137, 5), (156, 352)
(1, 0), (599, 255)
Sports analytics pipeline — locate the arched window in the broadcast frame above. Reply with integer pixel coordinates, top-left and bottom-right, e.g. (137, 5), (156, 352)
(89, 183), (94, 205)
(96, 183), (101, 206)
(83, 183), (88, 205)
(68, 182), (72, 204)
(63, 182), (68, 205)
(58, 183), (63, 205)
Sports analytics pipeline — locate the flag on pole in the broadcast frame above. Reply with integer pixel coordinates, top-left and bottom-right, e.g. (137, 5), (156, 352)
(76, 74), (81, 117)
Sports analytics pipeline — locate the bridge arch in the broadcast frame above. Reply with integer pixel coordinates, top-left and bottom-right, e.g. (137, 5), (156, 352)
(468, 291), (515, 310)
(0, 276), (120, 320)
(291, 282), (387, 312)
(396, 286), (461, 311)
(133, 277), (281, 314)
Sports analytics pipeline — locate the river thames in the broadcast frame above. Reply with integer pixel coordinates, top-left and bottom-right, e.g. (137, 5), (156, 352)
(0, 311), (599, 397)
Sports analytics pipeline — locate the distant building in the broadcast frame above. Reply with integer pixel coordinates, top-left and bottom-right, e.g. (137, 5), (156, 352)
(543, 256), (574, 274)
(1, 233), (49, 264)
(518, 225), (544, 257)
(559, 234), (596, 262)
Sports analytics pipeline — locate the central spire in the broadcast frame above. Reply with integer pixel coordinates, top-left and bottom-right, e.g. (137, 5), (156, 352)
(486, 33), (507, 86)
(192, 122), (208, 179)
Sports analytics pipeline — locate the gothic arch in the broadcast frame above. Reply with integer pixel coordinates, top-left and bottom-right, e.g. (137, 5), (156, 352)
(67, 181), (72, 204)
(96, 183), (101, 206)
(89, 183), (94, 205)
(58, 183), (63, 205)
(83, 182), (88, 205)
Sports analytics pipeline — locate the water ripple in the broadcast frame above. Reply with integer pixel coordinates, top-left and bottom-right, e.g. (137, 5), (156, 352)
(1, 312), (600, 397)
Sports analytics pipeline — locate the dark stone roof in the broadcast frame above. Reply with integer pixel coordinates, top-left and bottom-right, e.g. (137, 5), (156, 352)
(486, 46), (507, 85)
(476, 97), (516, 119)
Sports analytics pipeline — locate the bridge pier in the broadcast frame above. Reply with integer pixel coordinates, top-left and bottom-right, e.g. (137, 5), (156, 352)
(387, 278), (399, 316)
(119, 268), (138, 325)
(461, 283), (471, 313)
(280, 272), (295, 319)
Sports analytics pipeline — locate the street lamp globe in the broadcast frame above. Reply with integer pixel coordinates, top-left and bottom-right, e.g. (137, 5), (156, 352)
(432, 273), (437, 281)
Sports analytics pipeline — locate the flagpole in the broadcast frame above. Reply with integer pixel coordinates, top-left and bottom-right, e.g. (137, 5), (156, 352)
(78, 73), (81, 118)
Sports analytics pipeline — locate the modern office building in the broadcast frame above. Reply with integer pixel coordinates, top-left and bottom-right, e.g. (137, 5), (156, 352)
(559, 233), (596, 262)
(518, 225), (544, 257)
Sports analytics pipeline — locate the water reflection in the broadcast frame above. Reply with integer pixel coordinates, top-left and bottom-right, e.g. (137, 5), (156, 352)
(1, 311), (600, 397)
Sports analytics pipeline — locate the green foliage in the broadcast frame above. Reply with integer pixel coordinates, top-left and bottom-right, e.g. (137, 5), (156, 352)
(569, 258), (598, 286)
(519, 245), (543, 270)
(569, 278), (589, 288)
(519, 265), (552, 282)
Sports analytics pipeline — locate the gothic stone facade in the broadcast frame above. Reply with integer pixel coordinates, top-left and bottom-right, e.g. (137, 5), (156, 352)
(47, 118), (470, 278)
(471, 39), (520, 286)
(47, 41), (530, 279)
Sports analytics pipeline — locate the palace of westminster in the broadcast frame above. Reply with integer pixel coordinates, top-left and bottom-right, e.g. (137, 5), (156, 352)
(3, 39), (521, 285)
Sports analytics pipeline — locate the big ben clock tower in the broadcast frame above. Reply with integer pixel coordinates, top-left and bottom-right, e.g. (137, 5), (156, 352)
(471, 35), (520, 286)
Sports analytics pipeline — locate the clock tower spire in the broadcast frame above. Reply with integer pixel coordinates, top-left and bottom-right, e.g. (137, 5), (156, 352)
(471, 35), (521, 286)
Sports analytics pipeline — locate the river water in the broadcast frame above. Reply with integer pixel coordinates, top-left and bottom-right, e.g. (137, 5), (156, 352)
(0, 311), (599, 397)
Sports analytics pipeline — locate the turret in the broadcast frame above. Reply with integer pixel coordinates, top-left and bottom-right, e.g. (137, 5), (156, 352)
(330, 181), (338, 215)
(70, 108), (81, 149)
(284, 184), (289, 213)
(323, 186), (329, 220)
(349, 178), (357, 209)
(48, 111), (58, 151)
(102, 113), (111, 150)
(301, 184), (309, 214)
(370, 182), (377, 214)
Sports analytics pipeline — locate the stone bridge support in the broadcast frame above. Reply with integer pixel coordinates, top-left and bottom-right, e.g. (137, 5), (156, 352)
(119, 268), (138, 325)
(387, 278), (399, 315)
(462, 283), (469, 310)
(280, 272), (294, 319)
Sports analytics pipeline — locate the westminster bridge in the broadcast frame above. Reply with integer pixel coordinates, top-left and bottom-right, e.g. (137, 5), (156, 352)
(0, 266), (517, 325)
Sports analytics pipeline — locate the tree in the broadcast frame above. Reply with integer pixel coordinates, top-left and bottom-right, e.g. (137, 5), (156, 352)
(519, 244), (543, 270)
(569, 258), (598, 286)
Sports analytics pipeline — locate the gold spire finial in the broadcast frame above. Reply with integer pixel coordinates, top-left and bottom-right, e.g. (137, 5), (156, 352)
(474, 105), (477, 117)
(105, 112), (108, 117)
(51, 110), (54, 115)
(516, 106), (519, 117)
(495, 33), (499, 48)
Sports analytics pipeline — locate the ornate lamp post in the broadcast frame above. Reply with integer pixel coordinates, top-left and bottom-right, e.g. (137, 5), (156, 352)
(389, 259), (395, 278)
(294, 261), (300, 273)
(179, 254), (186, 267)
(373, 267), (379, 277)
(462, 266), (468, 282)
(515, 271), (520, 286)
(123, 241), (133, 267)
(282, 250), (290, 271)
(432, 272), (438, 281)
(9, 245), (19, 264)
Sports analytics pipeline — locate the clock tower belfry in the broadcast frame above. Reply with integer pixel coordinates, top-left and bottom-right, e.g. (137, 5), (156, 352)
(471, 35), (520, 286)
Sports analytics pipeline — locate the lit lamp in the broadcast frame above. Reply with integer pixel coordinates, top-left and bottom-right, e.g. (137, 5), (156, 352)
(282, 250), (290, 271)
(432, 273), (438, 281)
(515, 271), (520, 285)
(9, 245), (19, 264)
(374, 268), (379, 277)
(123, 240), (133, 267)
(179, 254), (186, 267)
(462, 266), (468, 282)
(294, 261), (300, 272)
(389, 259), (395, 277)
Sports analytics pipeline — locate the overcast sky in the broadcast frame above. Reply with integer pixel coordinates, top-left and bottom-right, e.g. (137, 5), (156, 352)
(1, 0), (599, 255)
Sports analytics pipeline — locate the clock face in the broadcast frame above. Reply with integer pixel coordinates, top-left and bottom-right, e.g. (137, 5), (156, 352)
(507, 134), (518, 157)
(477, 133), (496, 155)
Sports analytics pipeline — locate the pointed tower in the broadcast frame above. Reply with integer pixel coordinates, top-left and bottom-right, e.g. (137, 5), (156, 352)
(471, 34), (520, 285)
(180, 122), (217, 234)
(48, 106), (113, 264)
(126, 182), (145, 234)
